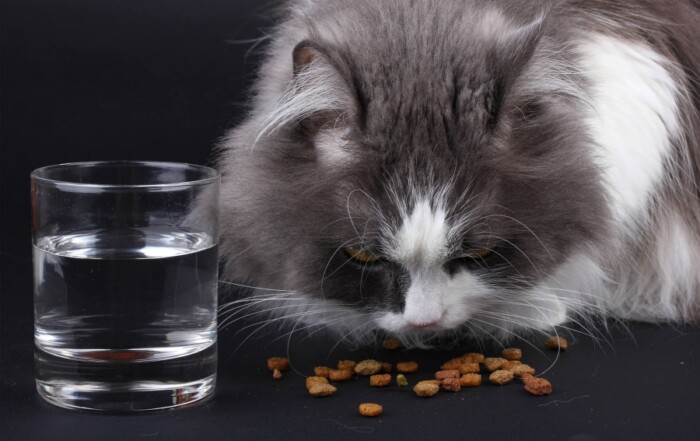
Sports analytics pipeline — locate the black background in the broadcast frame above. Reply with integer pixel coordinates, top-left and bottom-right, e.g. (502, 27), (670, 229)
(1, 1), (699, 440)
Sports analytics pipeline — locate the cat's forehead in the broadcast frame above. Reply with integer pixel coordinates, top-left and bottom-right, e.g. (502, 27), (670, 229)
(386, 198), (450, 268)
(369, 176), (492, 266)
(286, 1), (548, 162)
(311, 5), (532, 151)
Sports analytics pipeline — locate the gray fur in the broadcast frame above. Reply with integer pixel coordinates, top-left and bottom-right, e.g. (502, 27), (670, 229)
(216, 0), (700, 342)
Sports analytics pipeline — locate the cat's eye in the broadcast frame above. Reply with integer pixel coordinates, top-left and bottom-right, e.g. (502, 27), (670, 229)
(443, 247), (496, 275)
(344, 245), (381, 263)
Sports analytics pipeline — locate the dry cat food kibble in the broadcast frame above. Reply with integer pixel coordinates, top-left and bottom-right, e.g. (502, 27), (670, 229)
(370, 374), (392, 387)
(273, 344), (556, 408)
(440, 358), (466, 370)
(308, 383), (337, 397)
(544, 336), (569, 350)
(413, 380), (440, 397)
(502, 348), (522, 361)
(458, 362), (480, 374)
(463, 352), (485, 363)
(354, 359), (383, 376)
(359, 402), (383, 417)
(441, 377), (461, 392)
(329, 368), (353, 382)
(337, 360), (357, 371)
(522, 374), (553, 396)
(501, 360), (522, 371)
(396, 361), (419, 373)
(489, 369), (514, 385)
(484, 357), (507, 372)
(267, 357), (290, 371)
(314, 366), (331, 378)
(434, 369), (460, 381)
(382, 338), (402, 350)
(459, 373), (482, 387)
(510, 364), (536, 377)
(305, 376), (329, 390)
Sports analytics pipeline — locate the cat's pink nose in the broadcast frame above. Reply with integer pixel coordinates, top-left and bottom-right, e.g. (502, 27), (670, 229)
(402, 291), (444, 328)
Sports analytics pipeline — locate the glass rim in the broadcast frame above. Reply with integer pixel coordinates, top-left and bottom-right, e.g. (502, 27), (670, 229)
(31, 160), (220, 189)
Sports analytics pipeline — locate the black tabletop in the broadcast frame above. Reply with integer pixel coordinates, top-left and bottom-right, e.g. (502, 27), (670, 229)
(2, 1), (699, 440)
(4, 275), (700, 441)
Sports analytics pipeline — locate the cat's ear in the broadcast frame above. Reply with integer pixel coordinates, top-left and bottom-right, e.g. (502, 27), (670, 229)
(493, 11), (547, 71)
(256, 40), (356, 148)
(290, 41), (356, 133)
(480, 9), (548, 123)
(479, 8), (547, 64)
(292, 40), (319, 75)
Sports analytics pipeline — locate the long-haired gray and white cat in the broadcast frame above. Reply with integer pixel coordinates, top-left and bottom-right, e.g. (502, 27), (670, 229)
(215, 0), (700, 346)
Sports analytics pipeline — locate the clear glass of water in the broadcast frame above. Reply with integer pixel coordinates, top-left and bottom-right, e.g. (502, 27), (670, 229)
(31, 161), (219, 411)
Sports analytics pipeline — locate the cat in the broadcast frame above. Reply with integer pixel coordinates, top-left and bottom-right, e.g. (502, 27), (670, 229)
(215, 0), (700, 345)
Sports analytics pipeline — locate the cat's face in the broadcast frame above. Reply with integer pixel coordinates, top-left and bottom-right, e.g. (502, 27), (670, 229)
(219, 2), (610, 340)
(266, 125), (604, 338)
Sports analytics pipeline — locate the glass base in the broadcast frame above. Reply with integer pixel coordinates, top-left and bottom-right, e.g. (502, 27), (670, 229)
(36, 374), (216, 412)
(34, 342), (217, 412)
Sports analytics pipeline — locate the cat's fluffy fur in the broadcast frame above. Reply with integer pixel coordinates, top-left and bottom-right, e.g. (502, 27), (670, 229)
(216, 0), (700, 344)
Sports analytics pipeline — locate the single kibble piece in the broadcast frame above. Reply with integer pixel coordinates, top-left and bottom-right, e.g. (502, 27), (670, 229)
(381, 362), (393, 373)
(267, 357), (290, 371)
(489, 369), (514, 385)
(544, 336), (568, 351)
(460, 373), (482, 387)
(502, 348), (522, 361)
(501, 360), (522, 371)
(523, 376), (553, 396)
(359, 402), (383, 417)
(355, 359), (383, 376)
(396, 361), (419, 373)
(272, 368), (283, 380)
(314, 366), (331, 378)
(458, 362), (481, 374)
(337, 359), (357, 371)
(483, 357), (507, 372)
(306, 376), (329, 390)
(511, 364), (536, 378)
(329, 368), (353, 382)
(435, 369), (460, 381)
(440, 358), (465, 370)
(308, 383), (337, 397)
(396, 374), (409, 387)
(441, 377), (461, 392)
(382, 338), (402, 350)
(370, 374), (392, 387)
(413, 380), (440, 397)
(463, 352), (485, 363)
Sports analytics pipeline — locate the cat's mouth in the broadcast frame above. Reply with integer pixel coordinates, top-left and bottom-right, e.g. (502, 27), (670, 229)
(406, 320), (443, 330)
(374, 310), (464, 334)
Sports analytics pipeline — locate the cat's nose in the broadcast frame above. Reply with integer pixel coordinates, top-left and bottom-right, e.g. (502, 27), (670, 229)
(403, 303), (444, 328)
(402, 285), (444, 328)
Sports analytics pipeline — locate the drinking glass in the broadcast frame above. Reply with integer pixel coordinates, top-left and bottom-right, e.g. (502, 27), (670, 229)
(31, 161), (219, 411)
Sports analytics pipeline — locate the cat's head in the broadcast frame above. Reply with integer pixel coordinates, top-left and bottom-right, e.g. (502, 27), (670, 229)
(218, 1), (610, 343)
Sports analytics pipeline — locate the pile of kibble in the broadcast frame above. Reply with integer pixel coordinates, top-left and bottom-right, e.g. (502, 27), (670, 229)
(266, 336), (567, 417)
